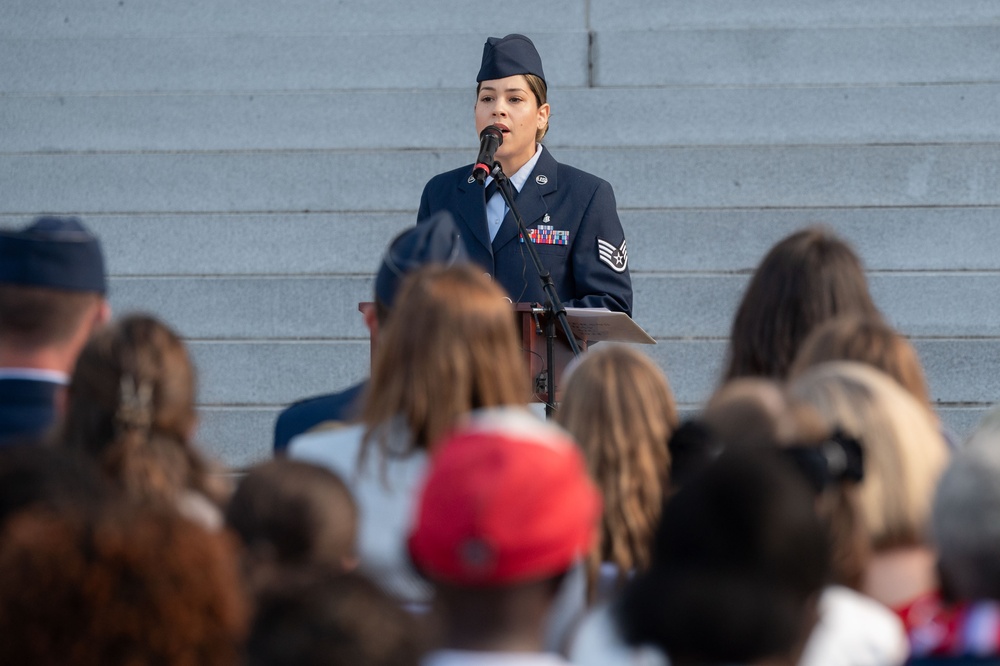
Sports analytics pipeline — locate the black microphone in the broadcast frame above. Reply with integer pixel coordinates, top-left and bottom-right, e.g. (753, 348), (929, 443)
(472, 125), (504, 184)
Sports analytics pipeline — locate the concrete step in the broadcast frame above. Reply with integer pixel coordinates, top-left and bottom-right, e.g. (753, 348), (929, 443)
(189, 336), (997, 467)
(195, 405), (991, 469)
(7, 208), (996, 277)
(590, 1), (1000, 29)
(190, 341), (370, 406)
(8, 0), (999, 39)
(188, 334), (995, 412)
(0, 32), (589, 94)
(5, 0), (586, 38)
(595, 26), (1000, 86)
(107, 276), (372, 340)
(624, 209), (1000, 273)
(6, 84), (999, 153)
(103, 273), (1000, 343)
(5, 25), (999, 94)
(3, 145), (999, 214)
(634, 273), (1000, 338)
(197, 407), (282, 469)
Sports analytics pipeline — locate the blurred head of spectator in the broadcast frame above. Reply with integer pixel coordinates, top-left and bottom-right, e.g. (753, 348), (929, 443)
(408, 408), (600, 657)
(0, 505), (248, 665)
(246, 567), (424, 666)
(556, 344), (677, 600)
(58, 313), (226, 526)
(226, 459), (358, 581)
(362, 263), (529, 455)
(791, 314), (935, 421)
(0, 216), (110, 445)
(723, 226), (881, 382)
(620, 450), (830, 666)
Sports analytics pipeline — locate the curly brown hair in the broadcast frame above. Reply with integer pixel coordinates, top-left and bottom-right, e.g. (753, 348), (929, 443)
(0, 506), (248, 665)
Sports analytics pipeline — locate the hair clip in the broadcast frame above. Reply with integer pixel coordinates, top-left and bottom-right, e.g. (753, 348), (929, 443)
(782, 429), (864, 494)
(819, 429), (864, 484)
(115, 374), (153, 432)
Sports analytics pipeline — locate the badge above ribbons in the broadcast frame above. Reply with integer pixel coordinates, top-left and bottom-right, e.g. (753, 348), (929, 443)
(597, 237), (628, 273)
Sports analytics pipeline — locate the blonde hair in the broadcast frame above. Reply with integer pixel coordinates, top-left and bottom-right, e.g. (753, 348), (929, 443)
(789, 361), (949, 551)
(361, 264), (529, 455)
(556, 345), (677, 599)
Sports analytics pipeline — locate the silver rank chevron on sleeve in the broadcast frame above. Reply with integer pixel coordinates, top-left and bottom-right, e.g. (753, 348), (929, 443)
(597, 237), (628, 273)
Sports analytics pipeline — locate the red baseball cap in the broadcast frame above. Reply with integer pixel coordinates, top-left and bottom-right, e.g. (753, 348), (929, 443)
(407, 408), (601, 586)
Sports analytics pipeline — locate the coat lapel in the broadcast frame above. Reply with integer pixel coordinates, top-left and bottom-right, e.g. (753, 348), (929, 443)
(492, 147), (558, 253)
(455, 171), (494, 257)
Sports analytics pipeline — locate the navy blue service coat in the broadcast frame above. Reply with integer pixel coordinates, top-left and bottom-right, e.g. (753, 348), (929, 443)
(0, 378), (60, 447)
(272, 380), (367, 454)
(417, 146), (633, 317)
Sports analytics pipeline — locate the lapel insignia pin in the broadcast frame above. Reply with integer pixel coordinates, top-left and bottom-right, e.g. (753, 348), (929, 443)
(535, 175), (548, 185)
(467, 175), (476, 184)
(542, 213), (550, 224)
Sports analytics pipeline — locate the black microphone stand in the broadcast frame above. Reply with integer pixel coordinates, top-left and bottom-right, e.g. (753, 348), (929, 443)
(489, 163), (581, 418)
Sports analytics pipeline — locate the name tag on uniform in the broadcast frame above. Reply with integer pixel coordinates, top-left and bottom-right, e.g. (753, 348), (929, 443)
(522, 225), (569, 246)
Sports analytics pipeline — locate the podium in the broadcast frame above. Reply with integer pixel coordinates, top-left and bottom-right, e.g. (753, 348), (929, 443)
(358, 302), (655, 407)
(515, 304), (656, 405)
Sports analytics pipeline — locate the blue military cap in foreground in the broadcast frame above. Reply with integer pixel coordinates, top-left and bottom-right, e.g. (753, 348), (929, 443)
(375, 210), (468, 308)
(0, 216), (106, 294)
(477, 33), (545, 83)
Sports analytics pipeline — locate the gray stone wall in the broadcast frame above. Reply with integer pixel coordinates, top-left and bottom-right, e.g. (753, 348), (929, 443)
(4, 1), (999, 466)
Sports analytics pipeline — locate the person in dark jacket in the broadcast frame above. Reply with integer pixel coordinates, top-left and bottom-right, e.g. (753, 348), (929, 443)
(0, 216), (109, 446)
(417, 33), (632, 316)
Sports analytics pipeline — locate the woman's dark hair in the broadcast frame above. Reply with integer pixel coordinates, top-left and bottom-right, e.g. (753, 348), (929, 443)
(225, 459), (357, 575)
(0, 446), (113, 530)
(620, 450), (830, 665)
(246, 568), (424, 666)
(722, 226), (881, 382)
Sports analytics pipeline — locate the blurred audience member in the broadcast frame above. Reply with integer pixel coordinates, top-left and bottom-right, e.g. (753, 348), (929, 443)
(556, 344), (678, 602)
(246, 567), (425, 666)
(408, 408), (600, 666)
(620, 450), (830, 666)
(0, 505), (248, 665)
(226, 459), (358, 584)
(789, 362), (949, 611)
(722, 226), (881, 383)
(784, 428), (909, 666)
(56, 314), (227, 528)
(273, 211), (467, 453)
(703, 377), (801, 449)
(291, 264), (529, 604)
(790, 314), (956, 448)
(791, 316), (931, 412)
(902, 409), (1000, 659)
(0, 216), (110, 446)
(0, 445), (113, 530)
(687, 379), (909, 666)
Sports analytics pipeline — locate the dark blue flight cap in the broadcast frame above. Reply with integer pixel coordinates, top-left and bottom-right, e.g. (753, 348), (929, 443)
(376, 211), (468, 308)
(0, 216), (107, 294)
(477, 33), (545, 84)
